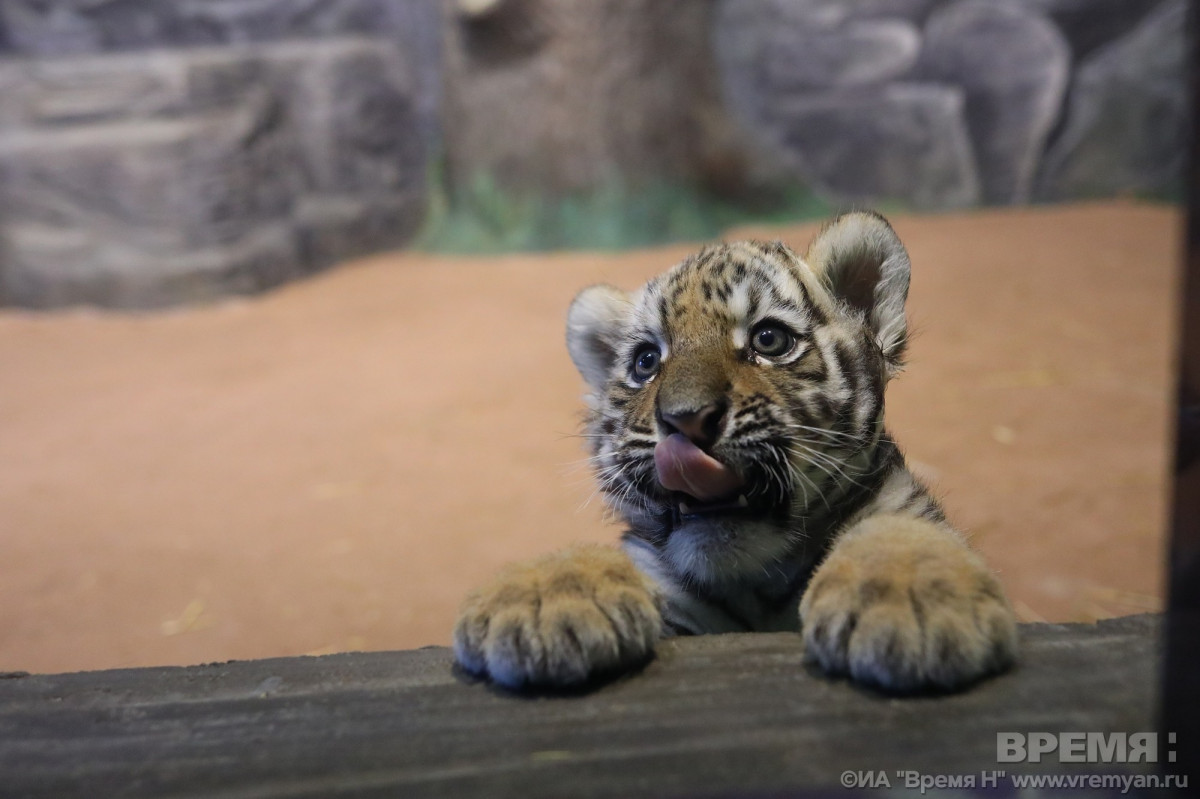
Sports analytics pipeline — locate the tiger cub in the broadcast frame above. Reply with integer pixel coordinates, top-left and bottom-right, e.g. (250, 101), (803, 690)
(454, 211), (1017, 692)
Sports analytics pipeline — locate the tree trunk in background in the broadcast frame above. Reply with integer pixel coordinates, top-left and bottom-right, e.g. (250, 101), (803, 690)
(441, 0), (743, 199)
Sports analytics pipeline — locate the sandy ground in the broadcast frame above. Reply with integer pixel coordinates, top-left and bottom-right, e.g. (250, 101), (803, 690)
(0, 201), (1180, 674)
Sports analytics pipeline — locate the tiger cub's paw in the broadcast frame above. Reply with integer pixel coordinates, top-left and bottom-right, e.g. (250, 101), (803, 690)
(453, 544), (663, 689)
(799, 516), (1017, 692)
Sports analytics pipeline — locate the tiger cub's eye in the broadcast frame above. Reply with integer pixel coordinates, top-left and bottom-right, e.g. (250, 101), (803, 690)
(632, 344), (661, 381)
(750, 322), (795, 357)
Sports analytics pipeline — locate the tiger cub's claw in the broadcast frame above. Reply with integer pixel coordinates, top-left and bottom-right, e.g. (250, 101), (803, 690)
(453, 545), (663, 688)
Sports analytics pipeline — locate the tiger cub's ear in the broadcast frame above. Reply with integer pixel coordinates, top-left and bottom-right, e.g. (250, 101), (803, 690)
(567, 284), (634, 390)
(805, 210), (911, 374)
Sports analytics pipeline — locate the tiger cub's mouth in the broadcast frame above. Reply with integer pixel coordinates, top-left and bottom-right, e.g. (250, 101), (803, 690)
(675, 492), (752, 518)
(654, 433), (763, 520)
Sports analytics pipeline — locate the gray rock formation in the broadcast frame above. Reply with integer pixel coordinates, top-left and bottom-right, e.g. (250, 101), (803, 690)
(0, 0), (443, 145)
(715, 0), (1181, 214)
(1014, 0), (1167, 60)
(763, 16), (920, 92)
(828, 0), (947, 22)
(773, 83), (980, 210)
(0, 0), (1185, 307)
(716, 0), (1075, 208)
(918, 1), (1070, 204)
(714, 0), (932, 195)
(731, 0), (949, 26)
(1, 0), (427, 53)
(0, 38), (427, 308)
(1036, 0), (1188, 201)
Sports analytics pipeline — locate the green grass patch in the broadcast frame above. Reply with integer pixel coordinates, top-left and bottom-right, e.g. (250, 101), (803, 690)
(414, 168), (832, 254)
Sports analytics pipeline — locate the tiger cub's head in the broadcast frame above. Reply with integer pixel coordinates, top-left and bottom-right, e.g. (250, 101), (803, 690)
(567, 211), (913, 586)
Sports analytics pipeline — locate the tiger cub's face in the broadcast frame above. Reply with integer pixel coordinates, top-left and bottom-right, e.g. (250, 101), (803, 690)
(567, 212), (912, 587)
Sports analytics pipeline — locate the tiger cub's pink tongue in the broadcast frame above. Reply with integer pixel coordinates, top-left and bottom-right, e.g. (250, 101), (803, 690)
(654, 433), (744, 502)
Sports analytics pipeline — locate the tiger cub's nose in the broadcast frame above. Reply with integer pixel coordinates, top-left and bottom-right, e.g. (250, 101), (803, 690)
(657, 401), (729, 450)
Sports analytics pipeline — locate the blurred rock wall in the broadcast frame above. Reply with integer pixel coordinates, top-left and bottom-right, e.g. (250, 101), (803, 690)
(0, 0), (1187, 308)
(0, 0), (440, 308)
(716, 0), (1188, 209)
(441, 0), (741, 199)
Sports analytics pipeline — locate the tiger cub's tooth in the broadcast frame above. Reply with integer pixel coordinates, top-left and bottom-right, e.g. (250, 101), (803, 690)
(679, 501), (693, 515)
(736, 494), (749, 508)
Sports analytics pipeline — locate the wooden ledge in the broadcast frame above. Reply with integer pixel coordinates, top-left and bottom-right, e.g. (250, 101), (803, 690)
(0, 614), (1161, 798)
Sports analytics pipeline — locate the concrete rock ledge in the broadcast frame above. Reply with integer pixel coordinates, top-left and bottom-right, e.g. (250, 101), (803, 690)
(0, 614), (1162, 798)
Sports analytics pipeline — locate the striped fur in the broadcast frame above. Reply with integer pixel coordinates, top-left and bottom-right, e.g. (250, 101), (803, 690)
(455, 212), (1016, 692)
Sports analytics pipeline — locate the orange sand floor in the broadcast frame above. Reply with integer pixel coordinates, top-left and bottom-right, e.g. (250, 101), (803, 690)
(0, 202), (1180, 674)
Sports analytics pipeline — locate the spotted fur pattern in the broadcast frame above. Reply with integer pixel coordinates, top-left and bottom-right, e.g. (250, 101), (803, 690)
(454, 211), (1017, 692)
